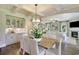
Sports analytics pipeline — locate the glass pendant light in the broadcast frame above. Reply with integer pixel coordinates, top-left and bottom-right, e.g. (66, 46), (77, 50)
(32, 4), (40, 22)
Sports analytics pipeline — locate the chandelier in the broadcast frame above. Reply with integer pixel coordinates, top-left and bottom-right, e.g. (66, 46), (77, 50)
(32, 4), (40, 22)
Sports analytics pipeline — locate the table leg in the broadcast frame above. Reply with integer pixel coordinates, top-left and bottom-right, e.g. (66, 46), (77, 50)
(0, 48), (1, 54)
(44, 49), (47, 55)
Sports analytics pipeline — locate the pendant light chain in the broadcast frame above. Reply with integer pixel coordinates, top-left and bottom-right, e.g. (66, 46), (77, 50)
(35, 4), (37, 20)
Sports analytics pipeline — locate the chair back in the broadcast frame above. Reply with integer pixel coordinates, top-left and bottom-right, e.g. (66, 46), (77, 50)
(19, 34), (30, 54)
(30, 39), (39, 55)
(56, 32), (66, 55)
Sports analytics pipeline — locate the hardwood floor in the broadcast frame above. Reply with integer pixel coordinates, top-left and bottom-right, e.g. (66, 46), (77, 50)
(0, 43), (20, 55)
(0, 42), (79, 55)
(61, 42), (79, 55)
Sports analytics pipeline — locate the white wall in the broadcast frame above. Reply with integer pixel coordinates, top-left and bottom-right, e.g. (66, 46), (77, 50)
(0, 13), (6, 47)
(42, 13), (79, 38)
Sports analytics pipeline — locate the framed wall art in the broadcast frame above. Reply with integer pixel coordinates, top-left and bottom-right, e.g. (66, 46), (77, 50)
(60, 22), (67, 33)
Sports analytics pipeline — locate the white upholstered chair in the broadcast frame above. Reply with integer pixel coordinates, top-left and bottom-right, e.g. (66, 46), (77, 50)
(19, 34), (30, 54)
(29, 39), (46, 55)
(46, 48), (59, 55)
(46, 32), (64, 55)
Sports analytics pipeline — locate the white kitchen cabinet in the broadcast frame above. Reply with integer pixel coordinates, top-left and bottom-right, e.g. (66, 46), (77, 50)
(5, 15), (26, 45)
(6, 33), (19, 45)
(6, 15), (25, 28)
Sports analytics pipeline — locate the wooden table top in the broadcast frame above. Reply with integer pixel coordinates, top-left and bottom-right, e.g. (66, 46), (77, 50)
(39, 37), (56, 49)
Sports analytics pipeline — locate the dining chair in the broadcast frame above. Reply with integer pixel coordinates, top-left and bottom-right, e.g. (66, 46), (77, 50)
(46, 32), (64, 55)
(45, 38), (60, 55)
(29, 38), (46, 55)
(19, 34), (30, 55)
(46, 48), (59, 55)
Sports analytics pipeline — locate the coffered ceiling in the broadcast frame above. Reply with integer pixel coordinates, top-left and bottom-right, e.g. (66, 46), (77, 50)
(1, 4), (79, 18)
(14, 4), (79, 17)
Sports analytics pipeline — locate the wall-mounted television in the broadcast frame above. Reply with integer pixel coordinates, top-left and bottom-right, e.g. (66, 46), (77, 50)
(70, 21), (79, 28)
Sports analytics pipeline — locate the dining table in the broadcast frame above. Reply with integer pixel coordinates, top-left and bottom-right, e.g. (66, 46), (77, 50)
(38, 37), (57, 55)
(39, 37), (57, 49)
(29, 36), (59, 54)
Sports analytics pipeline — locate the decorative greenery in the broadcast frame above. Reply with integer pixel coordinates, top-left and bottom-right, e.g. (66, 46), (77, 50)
(31, 27), (43, 38)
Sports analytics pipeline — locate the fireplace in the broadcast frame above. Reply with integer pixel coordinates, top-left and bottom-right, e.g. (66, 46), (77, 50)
(71, 31), (78, 38)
